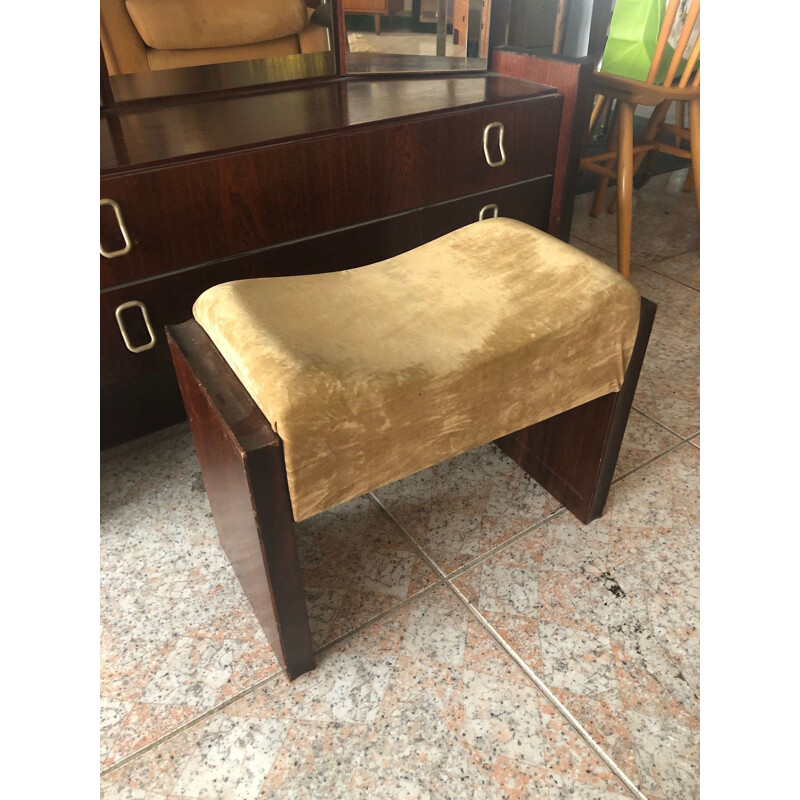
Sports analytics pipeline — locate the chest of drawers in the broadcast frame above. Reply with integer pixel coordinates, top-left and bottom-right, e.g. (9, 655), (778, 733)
(100, 72), (575, 447)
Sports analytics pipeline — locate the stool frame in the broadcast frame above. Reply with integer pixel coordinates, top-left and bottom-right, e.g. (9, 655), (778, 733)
(166, 296), (655, 680)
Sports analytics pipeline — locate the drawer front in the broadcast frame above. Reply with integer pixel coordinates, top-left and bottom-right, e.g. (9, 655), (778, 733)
(101, 177), (552, 386)
(100, 95), (561, 288)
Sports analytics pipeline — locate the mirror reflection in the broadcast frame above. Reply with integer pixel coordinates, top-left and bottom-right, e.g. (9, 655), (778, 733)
(344, 0), (491, 71)
(101, 0), (334, 82)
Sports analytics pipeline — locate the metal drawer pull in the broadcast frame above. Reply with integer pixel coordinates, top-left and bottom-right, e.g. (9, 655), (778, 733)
(479, 204), (499, 221)
(100, 198), (132, 258)
(115, 301), (156, 353)
(482, 122), (507, 167)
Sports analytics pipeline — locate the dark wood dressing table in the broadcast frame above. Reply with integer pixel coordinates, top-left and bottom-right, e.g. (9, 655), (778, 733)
(100, 3), (595, 448)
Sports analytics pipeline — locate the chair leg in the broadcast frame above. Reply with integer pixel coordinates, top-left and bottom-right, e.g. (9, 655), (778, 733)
(590, 103), (619, 217)
(689, 97), (700, 211)
(496, 297), (656, 523)
(675, 101), (685, 147)
(166, 321), (316, 681)
(615, 101), (635, 278)
(589, 94), (608, 138)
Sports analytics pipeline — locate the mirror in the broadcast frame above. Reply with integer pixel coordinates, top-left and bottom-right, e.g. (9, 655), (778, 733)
(343, 0), (491, 74)
(101, 0), (338, 103)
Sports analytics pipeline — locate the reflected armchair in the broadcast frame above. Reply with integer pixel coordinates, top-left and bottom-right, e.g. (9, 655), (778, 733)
(101, 0), (329, 76)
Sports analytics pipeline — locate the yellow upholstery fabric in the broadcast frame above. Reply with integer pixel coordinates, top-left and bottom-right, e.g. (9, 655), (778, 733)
(146, 38), (301, 72)
(125, 0), (308, 50)
(193, 219), (642, 522)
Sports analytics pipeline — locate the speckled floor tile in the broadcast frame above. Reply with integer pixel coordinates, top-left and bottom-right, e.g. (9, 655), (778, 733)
(295, 494), (438, 646)
(614, 408), (683, 479)
(373, 443), (562, 576)
(628, 266), (700, 438)
(100, 586), (634, 800)
(571, 170), (699, 267)
(455, 444), (700, 799)
(646, 250), (700, 290)
(100, 431), (437, 769)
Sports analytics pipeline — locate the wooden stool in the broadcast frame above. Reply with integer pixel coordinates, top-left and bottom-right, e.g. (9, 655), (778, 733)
(167, 219), (656, 680)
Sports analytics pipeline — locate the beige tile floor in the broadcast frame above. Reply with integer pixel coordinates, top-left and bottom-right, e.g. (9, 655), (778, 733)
(99, 169), (700, 799)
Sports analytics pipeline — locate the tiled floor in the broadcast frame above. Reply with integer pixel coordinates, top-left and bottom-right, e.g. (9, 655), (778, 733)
(100, 170), (699, 799)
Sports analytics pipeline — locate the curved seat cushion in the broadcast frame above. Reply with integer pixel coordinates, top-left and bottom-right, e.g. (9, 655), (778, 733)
(193, 219), (642, 521)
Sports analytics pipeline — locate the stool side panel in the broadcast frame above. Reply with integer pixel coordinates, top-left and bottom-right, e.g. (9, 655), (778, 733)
(166, 322), (315, 680)
(587, 296), (657, 520)
(496, 296), (656, 523)
(495, 391), (618, 523)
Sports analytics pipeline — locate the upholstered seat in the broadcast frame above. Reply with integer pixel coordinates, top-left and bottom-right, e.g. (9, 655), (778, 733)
(101, 0), (329, 76)
(192, 218), (642, 521)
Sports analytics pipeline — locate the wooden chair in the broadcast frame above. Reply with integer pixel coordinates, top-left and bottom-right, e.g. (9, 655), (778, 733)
(579, 0), (700, 278)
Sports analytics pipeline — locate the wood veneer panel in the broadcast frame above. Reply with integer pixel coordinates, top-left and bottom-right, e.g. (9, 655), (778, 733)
(491, 48), (595, 240)
(496, 298), (657, 522)
(101, 75), (558, 172)
(167, 322), (315, 680)
(101, 176), (553, 388)
(99, 103), (559, 287)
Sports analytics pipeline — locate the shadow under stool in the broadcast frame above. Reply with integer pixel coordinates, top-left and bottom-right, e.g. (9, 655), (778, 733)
(166, 218), (656, 680)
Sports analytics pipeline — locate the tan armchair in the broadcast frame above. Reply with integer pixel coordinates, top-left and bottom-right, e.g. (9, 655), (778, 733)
(101, 0), (329, 76)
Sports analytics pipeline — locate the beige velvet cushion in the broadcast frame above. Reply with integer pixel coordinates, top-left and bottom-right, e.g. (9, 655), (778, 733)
(193, 219), (642, 522)
(146, 38), (301, 72)
(125, 0), (308, 50)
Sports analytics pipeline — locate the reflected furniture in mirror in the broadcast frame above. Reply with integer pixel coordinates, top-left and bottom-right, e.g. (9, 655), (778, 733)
(100, 0), (597, 447)
(101, 0), (330, 76)
(342, 0), (404, 35)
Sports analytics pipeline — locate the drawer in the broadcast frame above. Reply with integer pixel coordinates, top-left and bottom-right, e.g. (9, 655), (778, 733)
(101, 176), (552, 386)
(100, 95), (561, 288)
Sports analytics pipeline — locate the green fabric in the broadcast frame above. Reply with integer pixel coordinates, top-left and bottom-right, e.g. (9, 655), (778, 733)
(600, 0), (674, 84)
(193, 219), (642, 521)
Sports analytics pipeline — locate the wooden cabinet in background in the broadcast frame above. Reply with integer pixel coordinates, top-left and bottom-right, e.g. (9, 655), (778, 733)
(101, 62), (594, 448)
(343, 0), (404, 34)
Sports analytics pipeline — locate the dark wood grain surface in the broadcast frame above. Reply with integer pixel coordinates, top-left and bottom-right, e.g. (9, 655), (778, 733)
(491, 48), (595, 240)
(101, 75), (558, 172)
(496, 298), (657, 523)
(100, 96), (560, 287)
(167, 321), (315, 680)
(101, 176), (553, 388)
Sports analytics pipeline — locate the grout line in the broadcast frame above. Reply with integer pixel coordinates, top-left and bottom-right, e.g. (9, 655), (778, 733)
(444, 580), (650, 800)
(628, 403), (699, 443)
(369, 490), (648, 799)
(368, 492), (450, 582)
(100, 668), (284, 778)
(103, 580), (450, 778)
(611, 425), (696, 486)
(445, 508), (568, 582)
(369, 491), (567, 585)
(369, 490), (569, 581)
(312, 577), (446, 657)
(638, 261), (700, 293)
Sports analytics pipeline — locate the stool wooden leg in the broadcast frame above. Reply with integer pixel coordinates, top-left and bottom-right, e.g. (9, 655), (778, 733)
(167, 322), (316, 681)
(496, 297), (656, 524)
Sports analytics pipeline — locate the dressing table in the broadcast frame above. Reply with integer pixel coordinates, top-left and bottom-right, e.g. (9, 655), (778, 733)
(100, 0), (595, 447)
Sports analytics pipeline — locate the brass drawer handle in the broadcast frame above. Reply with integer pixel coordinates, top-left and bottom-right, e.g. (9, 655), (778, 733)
(115, 300), (156, 353)
(100, 198), (132, 258)
(482, 122), (506, 167)
(479, 204), (499, 220)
